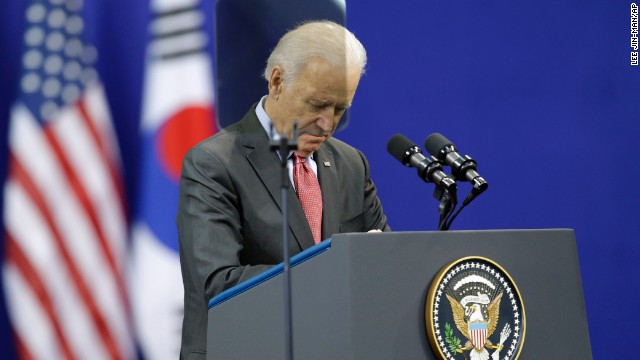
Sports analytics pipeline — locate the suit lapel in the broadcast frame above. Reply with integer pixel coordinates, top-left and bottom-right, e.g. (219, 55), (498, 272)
(241, 111), (315, 250)
(316, 145), (340, 240)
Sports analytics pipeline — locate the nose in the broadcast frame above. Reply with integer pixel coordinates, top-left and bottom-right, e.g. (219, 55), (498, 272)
(315, 108), (337, 133)
(316, 117), (331, 133)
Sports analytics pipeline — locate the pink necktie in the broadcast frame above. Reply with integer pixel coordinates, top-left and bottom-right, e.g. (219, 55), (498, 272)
(293, 154), (323, 244)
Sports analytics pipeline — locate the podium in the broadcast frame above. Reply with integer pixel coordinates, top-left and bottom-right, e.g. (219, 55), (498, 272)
(207, 230), (592, 359)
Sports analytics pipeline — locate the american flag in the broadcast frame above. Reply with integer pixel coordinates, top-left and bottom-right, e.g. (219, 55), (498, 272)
(2, 0), (134, 358)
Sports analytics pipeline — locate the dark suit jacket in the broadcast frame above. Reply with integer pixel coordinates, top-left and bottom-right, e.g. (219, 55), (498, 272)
(177, 104), (389, 359)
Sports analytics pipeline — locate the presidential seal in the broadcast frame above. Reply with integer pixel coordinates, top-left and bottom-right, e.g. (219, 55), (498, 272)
(425, 257), (526, 360)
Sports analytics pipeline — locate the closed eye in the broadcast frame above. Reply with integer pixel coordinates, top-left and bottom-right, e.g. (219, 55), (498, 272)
(308, 101), (350, 116)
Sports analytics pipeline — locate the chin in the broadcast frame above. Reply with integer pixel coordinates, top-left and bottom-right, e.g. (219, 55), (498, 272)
(298, 144), (320, 157)
(298, 139), (325, 155)
(297, 149), (315, 157)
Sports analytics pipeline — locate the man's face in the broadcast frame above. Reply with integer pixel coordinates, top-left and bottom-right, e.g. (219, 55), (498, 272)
(266, 57), (361, 157)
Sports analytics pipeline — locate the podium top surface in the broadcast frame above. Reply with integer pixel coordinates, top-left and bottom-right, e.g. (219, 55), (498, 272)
(208, 228), (574, 309)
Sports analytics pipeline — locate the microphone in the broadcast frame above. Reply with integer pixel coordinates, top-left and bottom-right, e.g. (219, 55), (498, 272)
(387, 134), (456, 191)
(424, 133), (488, 195)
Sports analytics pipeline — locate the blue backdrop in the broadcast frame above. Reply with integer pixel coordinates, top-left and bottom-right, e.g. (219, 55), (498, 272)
(1, 0), (639, 358)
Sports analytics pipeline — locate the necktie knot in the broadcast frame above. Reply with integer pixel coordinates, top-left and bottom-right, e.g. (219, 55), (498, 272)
(293, 153), (306, 166)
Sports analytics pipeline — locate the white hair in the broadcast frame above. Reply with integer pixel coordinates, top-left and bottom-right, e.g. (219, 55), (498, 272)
(263, 20), (367, 84)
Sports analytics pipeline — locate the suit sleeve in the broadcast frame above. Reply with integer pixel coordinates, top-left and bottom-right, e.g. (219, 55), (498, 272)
(177, 146), (271, 303)
(357, 149), (391, 232)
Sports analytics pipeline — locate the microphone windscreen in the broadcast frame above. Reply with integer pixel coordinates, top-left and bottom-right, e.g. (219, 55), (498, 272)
(386, 133), (417, 163)
(425, 133), (454, 155)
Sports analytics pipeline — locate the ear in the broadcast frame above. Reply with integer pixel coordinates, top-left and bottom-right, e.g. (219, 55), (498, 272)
(268, 65), (284, 99)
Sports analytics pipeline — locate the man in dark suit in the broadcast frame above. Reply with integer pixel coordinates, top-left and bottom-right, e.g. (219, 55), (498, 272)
(177, 20), (389, 359)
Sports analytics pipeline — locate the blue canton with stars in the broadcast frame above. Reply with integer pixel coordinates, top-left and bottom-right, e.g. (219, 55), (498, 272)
(19, 0), (98, 124)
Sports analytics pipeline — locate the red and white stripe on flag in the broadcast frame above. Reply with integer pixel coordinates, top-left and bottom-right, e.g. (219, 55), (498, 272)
(2, 1), (133, 359)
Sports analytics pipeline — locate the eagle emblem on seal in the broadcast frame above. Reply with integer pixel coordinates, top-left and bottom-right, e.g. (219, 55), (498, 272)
(446, 291), (508, 360)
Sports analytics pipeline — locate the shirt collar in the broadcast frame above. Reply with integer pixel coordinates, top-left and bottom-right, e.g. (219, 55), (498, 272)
(255, 95), (280, 141)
